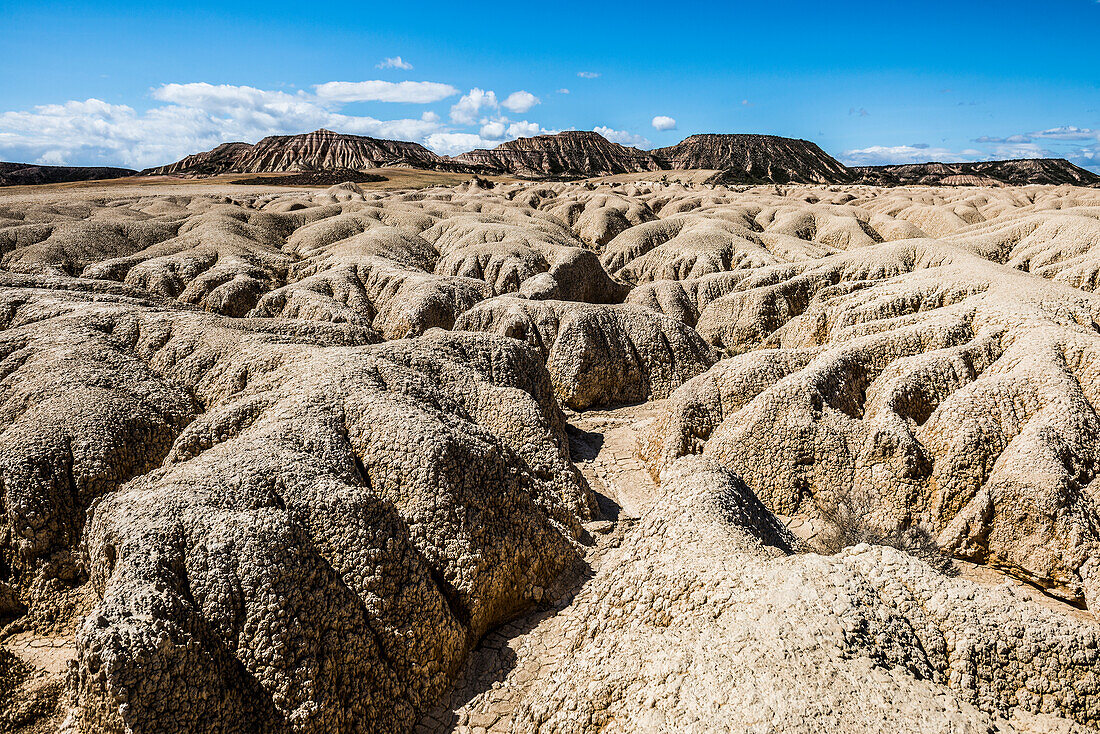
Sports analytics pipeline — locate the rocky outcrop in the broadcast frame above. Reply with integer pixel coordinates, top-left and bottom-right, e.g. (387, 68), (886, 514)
(0, 282), (593, 733)
(452, 131), (663, 179)
(4, 178), (1100, 733)
(855, 158), (1100, 187)
(509, 456), (1100, 732)
(455, 297), (718, 409)
(645, 239), (1100, 608)
(652, 134), (854, 184)
(145, 129), (450, 175)
(0, 162), (137, 187)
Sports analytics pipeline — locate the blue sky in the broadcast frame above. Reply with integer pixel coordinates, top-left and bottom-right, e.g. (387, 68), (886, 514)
(2, 0), (1099, 170)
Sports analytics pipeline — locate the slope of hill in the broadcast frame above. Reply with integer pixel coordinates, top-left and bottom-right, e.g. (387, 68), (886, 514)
(142, 129), (1100, 187)
(854, 158), (1100, 186)
(652, 133), (853, 184)
(451, 130), (663, 178)
(145, 129), (450, 175)
(0, 162), (137, 186)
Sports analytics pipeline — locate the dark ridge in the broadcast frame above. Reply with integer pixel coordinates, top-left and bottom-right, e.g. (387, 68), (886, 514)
(228, 170), (387, 187)
(0, 162), (138, 187)
(653, 134), (854, 184)
(853, 158), (1100, 186)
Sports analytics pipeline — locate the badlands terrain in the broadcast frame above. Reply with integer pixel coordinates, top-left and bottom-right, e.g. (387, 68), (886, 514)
(5, 172), (1100, 733)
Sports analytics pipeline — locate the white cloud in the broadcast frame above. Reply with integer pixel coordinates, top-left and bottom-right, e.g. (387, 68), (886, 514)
(557, 88), (570, 94)
(651, 115), (676, 131)
(985, 142), (1056, 160)
(577, 71), (600, 79)
(450, 88), (498, 124)
(424, 132), (497, 155)
(1033, 126), (1099, 141)
(969, 126), (1100, 171)
(507, 120), (548, 138)
(841, 145), (969, 166)
(594, 126), (651, 149)
(313, 80), (457, 103)
(502, 90), (540, 113)
(0, 80), (562, 168)
(376, 56), (413, 70)
(0, 85), (447, 169)
(479, 120), (507, 139)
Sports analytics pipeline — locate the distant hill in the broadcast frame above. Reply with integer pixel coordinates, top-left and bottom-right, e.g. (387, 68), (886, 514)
(145, 129), (453, 175)
(143, 129), (1100, 187)
(854, 158), (1100, 186)
(652, 134), (853, 184)
(451, 130), (664, 179)
(0, 162), (137, 186)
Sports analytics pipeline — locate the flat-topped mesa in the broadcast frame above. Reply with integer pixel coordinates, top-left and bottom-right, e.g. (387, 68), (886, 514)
(0, 162), (138, 186)
(145, 129), (450, 175)
(652, 133), (855, 184)
(855, 158), (1100, 186)
(451, 130), (664, 179)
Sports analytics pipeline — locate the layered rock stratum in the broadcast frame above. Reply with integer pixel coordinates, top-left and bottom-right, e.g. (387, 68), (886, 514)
(451, 131), (664, 179)
(145, 129), (452, 175)
(147, 129), (1100, 187)
(653, 133), (855, 184)
(855, 158), (1100, 187)
(4, 177), (1100, 732)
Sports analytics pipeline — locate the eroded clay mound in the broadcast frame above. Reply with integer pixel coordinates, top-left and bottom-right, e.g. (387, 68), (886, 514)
(510, 457), (1100, 732)
(5, 179), (1100, 733)
(455, 296), (717, 409)
(645, 241), (1100, 607)
(0, 282), (592, 733)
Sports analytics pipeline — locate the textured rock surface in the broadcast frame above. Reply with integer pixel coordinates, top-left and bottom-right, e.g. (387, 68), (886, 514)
(452, 131), (663, 179)
(0, 283), (592, 732)
(506, 455), (1100, 732)
(855, 158), (1100, 187)
(455, 297), (717, 409)
(2, 179), (1100, 733)
(146, 129), (451, 175)
(653, 133), (854, 184)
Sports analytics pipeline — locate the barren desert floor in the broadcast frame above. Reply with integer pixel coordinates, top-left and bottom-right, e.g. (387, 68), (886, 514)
(4, 177), (1100, 732)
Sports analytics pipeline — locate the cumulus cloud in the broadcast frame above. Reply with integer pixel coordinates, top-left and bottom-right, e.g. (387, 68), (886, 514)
(376, 56), (413, 70)
(313, 80), (457, 104)
(424, 132), (497, 155)
(557, 88), (570, 94)
(507, 120), (546, 138)
(594, 126), (651, 149)
(0, 80), (561, 168)
(479, 120), (507, 139)
(450, 88), (498, 124)
(651, 115), (676, 131)
(0, 84), (447, 169)
(501, 90), (540, 113)
(577, 71), (600, 79)
(841, 145), (969, 166)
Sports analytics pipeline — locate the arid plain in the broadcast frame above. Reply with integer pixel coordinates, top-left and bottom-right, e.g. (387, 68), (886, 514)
(5, 170), (1100, 733)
